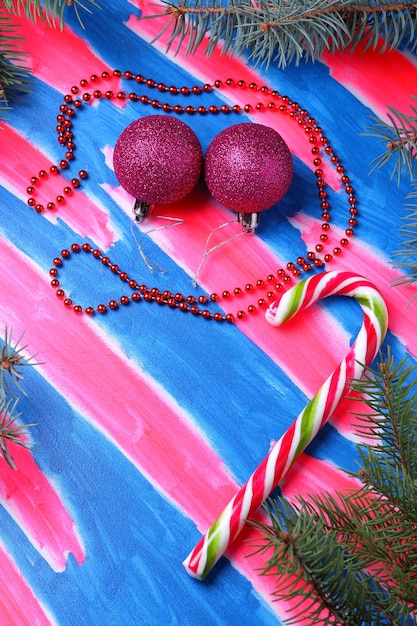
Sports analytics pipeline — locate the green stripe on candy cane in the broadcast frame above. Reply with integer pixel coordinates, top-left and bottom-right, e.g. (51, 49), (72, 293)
(183, 271), (388, 580)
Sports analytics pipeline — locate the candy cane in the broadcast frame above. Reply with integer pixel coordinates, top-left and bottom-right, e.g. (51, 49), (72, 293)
(183, 270), (388, 580)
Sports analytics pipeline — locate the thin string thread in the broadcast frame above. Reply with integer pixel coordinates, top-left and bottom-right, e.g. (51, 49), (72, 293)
(131, 216), (185, 274)
(192, 219), (248, 287)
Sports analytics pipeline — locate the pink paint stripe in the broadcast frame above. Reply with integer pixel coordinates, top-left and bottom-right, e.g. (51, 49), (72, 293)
(282, 453), (360, 500)
(0, 541), (55, 626)
(0, 239), (357, 619)
(0, 123), (115, 249)
(0, 442), (84, 572)
(128, 10), (340, 187)
(323, 40), (417, 119)
(13, 14), (115, 95)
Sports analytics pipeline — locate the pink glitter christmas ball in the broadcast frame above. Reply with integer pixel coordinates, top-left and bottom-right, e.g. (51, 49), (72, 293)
(204, 123), (293, 213)
(113, 115), (203, 205)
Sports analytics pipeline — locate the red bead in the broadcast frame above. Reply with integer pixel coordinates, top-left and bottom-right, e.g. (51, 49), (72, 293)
(120, 296), (130, 305)
(324, 254), (332, 262)
(53, 257), (62, 266)
(213, 312), (223, 321)
(61, 249), (70, 258)
(79, 170), (88, 179)
(237, 311), (246, 319)
(27, 198), (36, 207)
(247, 305), (256, 313)
(82, 243), (91, 252)
(49, 268), (58, 276)
(73, 305), (82, 314)
(51, 279), (59, 287)
(85, 307), (95, 316)
(97, 304), (107, 313)
(92, 249), (101, 258)
(131, 292), (141, 302)
(190, 306), (200, 315)
(64, 298), (72, 307)
(110, 264), (119, 273)
(128, 279), (138, 289)
(56, 196), (65, 204)
(201, 310), (211, 319)
(225, 314), (234, 323)
(119, 272), (128, 281)
(109, 300), (118, 309)
(56, 289), (65, 297)
(47, 202), (56, 210)
(333, 247), (342, 255)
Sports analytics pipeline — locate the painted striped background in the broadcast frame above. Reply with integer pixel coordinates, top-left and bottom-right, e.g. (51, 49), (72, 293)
(1, 2), (416, 624)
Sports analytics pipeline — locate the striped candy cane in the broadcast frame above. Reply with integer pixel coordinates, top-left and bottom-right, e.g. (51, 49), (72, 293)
(183, 271), (388, 580)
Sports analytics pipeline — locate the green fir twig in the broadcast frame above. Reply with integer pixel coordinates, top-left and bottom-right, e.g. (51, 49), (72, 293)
(249, 350), (417, 625)
(144, 0), (417, 69)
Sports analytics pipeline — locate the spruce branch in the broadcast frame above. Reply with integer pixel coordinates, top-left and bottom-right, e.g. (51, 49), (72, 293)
(0, 10), (31, 116)
(391, 181), (417, 294)
(0, 0), (100, 116)
(144, 0), (417, 69)
(3, 0), (100, 29)
(0, 328), (39, 469)
(364, 99), (417, 185)
(249, 350), (417, 625)
(364, 100), (417, 292)
(0, 397), (33, 470)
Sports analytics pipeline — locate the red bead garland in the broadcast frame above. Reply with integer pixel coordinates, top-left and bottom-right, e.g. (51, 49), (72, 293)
(29, 70), (358, 322)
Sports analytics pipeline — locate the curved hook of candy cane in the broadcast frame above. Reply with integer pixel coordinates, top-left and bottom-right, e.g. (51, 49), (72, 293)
(183, 270), (388, 580)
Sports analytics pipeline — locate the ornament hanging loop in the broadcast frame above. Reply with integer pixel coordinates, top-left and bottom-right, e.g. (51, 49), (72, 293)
(238, 212), (259, 233)
(133, 199), (155, 223)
